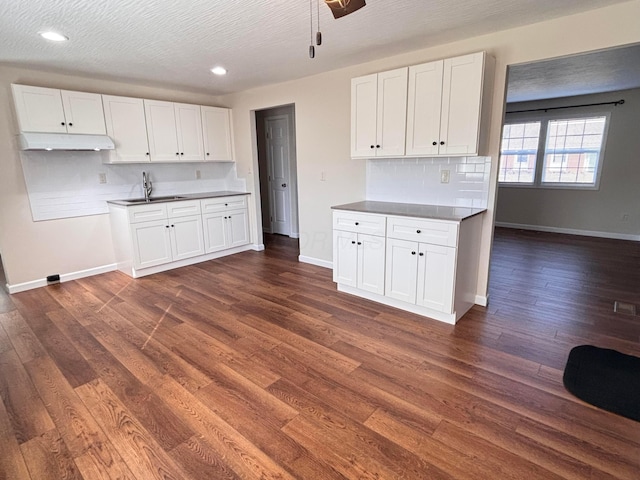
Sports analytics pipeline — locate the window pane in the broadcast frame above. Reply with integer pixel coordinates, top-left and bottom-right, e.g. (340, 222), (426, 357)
(498, 121), (541, 183)
(542, 116), (606, 185)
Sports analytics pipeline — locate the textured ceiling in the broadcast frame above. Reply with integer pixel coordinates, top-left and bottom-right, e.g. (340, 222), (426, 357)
(0, 0), (632, 95)
(507, 43), (640, 103)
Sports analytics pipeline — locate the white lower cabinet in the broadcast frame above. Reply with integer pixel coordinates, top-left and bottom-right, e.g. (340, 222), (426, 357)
(333, 208), (484, 324)
(333, 230), (385, 295)
(110, 194), (250, 278)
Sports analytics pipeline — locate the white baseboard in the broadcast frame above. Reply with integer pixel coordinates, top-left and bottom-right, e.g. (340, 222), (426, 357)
(289, 233), (300, 239)
(7, 263), (118, 294)
(252, 244), (265, 251)
(475, 294), (489, 307)
(495, 222), (640, 242)
(298, 255), (332, 269)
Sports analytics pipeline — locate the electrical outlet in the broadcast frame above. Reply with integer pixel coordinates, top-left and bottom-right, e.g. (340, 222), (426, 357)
(440, 169), (450, 184)
(320, 171), (326, 181)
(195, 170), (201, 180)
(621, 213), (629, 222)
(98, 172), (107, 184)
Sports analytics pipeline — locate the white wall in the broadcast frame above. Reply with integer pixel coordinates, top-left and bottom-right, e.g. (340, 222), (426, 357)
(496, 88), (640, 240)
(222, 0), (640, 299)
(0, 65), (225, 286)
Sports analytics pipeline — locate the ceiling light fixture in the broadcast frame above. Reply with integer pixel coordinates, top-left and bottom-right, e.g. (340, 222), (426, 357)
(210, 66), (227, 76)
(308, 0), (366, 59)
(39, 31), (69, 42)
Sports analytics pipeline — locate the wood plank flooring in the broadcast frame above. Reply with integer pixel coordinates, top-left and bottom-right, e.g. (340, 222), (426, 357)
(1, 228), (639, 479)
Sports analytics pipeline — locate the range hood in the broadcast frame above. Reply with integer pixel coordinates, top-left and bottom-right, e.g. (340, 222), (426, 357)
(18, 132), (115, 151)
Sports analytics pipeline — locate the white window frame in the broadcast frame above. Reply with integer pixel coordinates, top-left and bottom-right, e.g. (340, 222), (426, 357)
(499, 110), (611, 191)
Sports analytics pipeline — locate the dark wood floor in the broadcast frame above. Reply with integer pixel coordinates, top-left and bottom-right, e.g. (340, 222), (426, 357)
(0, 228), (638, 479)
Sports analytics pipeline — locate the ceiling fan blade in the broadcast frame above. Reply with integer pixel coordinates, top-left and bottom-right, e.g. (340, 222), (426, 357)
(325, 0), (366, 19)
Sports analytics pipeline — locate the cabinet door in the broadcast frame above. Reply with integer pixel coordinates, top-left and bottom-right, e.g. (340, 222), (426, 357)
(358, 234), (385, 295)
(131, 220), (172, 269)
(202, 212), (228, 253)
(169, 215), (205, 261)
(406, 61), (443, 156)
(376, 67), (408, 157)
(416, 243), (456, 313)
(385, 238), (418, 304)
(60, 90), (106, 134)
(11, 85), (66, 133)
(103, 95), (150, 163)
(439, 52), (485, 156)
(144, 100), (180, 162)
(333, 230), (358, 287)
(201, 106), (234, 161)
(227, 209), (250, 247)
(175, 103), (204, 162)
(350, 74), (378, 158)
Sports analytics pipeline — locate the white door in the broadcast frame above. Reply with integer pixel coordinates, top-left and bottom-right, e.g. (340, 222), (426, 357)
(227, 209), (250, 247)
(144, 100), (180, 162)
(202, 212), (228, 253)
(439, 52), (485, 156)
(376, 67), (408, 157)
(350, 73), (378, 158)
(406, 60), (444, 156)
(416, 243), (456, 313)
(175, 103), (204, 162)
(11, 84), (67, 133)
(333, 230), (358, 287)
(385, 238), (418, 304)
(201, 106), (234, 161)
(131, 220), (172, 269)
(102, 95), (150, 163)
(265, 115), (291, 236)
(169, 215), (205, 261)
(60, 90), (106, 134)
(358, 234), (386, 295)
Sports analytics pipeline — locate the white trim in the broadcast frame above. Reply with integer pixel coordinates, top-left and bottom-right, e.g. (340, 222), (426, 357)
(7, 263), (118, 294)
(252, 244), (265, 251)
(289, 233), (300, 239)
(475, 294), (489, 307)
(495, 222), (640, 242)
(298, 255), (332, 269)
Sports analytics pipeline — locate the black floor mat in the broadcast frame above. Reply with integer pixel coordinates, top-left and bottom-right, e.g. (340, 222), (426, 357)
(563, 345), (640, 422)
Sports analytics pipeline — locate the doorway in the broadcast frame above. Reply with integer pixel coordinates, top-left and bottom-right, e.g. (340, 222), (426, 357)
(255, 105), (299, 245)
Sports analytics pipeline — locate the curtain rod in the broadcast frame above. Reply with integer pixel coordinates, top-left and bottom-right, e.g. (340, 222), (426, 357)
(507, 99), (625, 114)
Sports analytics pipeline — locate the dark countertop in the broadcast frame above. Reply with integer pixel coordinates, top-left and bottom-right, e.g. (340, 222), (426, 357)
(108, 191), (249, 206)
(332, 201), (486, 222)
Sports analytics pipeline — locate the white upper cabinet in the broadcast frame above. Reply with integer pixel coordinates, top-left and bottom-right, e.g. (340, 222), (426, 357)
(144, 99), (180, 162)
(11, 84), (106, 134)
(201, 106), (234, 162)
(102, 95), (150, 163)
(351, 68), (408, 158)
(406, 52), (490, 156)
(175, 103), (204, 162)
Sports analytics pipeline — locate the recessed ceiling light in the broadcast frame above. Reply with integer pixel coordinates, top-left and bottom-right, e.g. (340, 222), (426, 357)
(210, 66), (227, 76)
(39, 31), (69, 42)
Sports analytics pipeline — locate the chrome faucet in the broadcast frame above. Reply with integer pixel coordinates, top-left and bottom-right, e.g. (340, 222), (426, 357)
(142, 171), (153, 202)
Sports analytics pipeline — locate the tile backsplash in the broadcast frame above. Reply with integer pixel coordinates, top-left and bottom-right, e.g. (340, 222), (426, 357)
(366, 156), (491, 208)
(21, 151), (246, 221)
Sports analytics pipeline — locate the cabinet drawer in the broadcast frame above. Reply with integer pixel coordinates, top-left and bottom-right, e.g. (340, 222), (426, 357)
(387, 216), (458, 247)
(128, 203), (168, 224)
(167, 200), (201, 218)
(201, 196), (247, 213)
(333, 211), (386, 236)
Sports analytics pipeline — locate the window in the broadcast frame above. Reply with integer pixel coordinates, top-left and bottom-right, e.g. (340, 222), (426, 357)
(498, 114), (609, 189)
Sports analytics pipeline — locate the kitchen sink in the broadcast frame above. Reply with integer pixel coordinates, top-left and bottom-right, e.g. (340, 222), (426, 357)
(124, 195), (187, 204)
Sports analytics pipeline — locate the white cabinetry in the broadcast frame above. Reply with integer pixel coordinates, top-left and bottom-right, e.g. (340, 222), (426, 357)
(332, 207), (484, 324)
(332, 211), (386, 295)
(102, 95), (150, 163)
(406, 52), (491, 156)
(351, 68), (408, 158)
(201, 196), (250, 253)
(11, 84), (106, 134)
(144, 100), (204, 162)
(201, 106), (234, 161)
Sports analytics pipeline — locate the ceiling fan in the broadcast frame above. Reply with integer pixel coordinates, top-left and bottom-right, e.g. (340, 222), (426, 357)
(309, 0), (367, 58)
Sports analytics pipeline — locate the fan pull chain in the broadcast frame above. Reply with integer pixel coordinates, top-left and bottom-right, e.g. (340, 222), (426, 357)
(309, 0), (315, 58)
